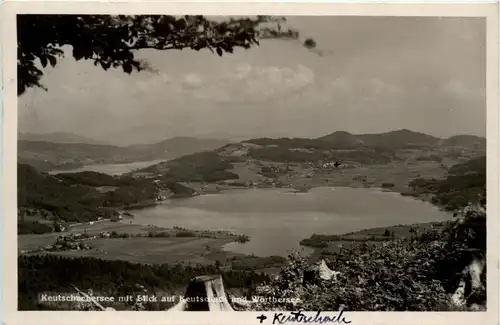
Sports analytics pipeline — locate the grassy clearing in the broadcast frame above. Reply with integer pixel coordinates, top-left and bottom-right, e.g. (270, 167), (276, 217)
(205, 160), (450, 193)
(20, 221), (274, 271)
(30, 237), (235, 265)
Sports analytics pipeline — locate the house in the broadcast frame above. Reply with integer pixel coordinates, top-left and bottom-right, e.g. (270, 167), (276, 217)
(110, 214), (123, 222)
(53, 222), (67, 232)
(100, 232), (111, 238)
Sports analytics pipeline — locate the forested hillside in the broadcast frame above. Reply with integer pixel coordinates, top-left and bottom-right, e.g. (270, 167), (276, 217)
(406, 156), (486, 211)
(17, 164), (195, 223)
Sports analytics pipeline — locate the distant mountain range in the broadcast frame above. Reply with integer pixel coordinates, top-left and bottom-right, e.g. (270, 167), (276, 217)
(18, 132), (109, 145)
(316, 129), (485, 150)
(18, 129), (486, 173)
(125, 137), (230, 158)
(18, 136), (230, 172)
(131, 129), (486, 180)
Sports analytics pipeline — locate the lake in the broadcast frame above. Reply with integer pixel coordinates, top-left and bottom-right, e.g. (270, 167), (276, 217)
(130, 187), (453, 257)
(49, 159), (166, 176)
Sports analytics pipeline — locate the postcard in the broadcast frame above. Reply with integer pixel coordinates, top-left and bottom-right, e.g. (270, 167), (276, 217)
(1, 1), (499, 325)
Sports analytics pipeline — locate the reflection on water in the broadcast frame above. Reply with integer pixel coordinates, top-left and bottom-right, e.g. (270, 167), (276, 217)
(131, 187), (452, 257)
(49, 159), (166, 175)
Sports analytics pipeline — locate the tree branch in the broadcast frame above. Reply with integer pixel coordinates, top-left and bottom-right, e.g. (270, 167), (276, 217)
(17, 14), (308, 95)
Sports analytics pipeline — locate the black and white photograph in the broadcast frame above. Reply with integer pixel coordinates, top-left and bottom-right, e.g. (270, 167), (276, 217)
(3, 3), (498, 320)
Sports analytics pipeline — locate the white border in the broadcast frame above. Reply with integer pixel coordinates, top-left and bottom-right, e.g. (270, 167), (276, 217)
(2, 2), (499, 325)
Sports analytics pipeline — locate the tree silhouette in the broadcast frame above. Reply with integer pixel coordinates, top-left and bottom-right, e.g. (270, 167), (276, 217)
(17, 15), (304, 95)
(303, 38), (316, 49)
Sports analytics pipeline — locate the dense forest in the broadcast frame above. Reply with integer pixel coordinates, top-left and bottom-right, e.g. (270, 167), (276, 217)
(18, 255), (270, 310)
(138, 151), (241, 182)
(17, 152), (245, 224)
(17, 164), (197, 223)
(405, 156), (486, 211)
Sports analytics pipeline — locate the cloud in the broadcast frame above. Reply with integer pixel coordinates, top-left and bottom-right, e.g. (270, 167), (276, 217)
(201, 64), (316, 104)
(368, 78), (402, 95)
(182, 73), (204, 88)
(131, 63), (316, 105)
(442, 79), (484, 101)
(130, 63), (407, 111)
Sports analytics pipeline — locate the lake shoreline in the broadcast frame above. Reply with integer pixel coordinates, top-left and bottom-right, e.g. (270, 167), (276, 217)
(19, 221), (286, 274)
(125, 185), (452, 257)
(300, 220), (451, 258)
(22, 158), (456, 266)
(18, 217), (451, 274)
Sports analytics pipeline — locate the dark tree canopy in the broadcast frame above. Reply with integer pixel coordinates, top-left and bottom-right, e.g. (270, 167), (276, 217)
(303, 38), (317, 49)
(17, 15), (305, 95)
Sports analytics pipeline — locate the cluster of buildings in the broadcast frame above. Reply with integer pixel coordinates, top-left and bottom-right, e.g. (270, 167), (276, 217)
(45, 233), (94, 251)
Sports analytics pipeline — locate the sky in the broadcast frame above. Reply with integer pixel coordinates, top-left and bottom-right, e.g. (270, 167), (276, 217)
(18, 16), (486, 146)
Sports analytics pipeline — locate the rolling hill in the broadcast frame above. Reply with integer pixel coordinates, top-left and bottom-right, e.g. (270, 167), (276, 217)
(17, 164), (106, 222)
(17, 163), (197, 223)
(438, 135), (486, 150)
(125, 137), (229, 159)
(316, 131), (366, 148)
(130, 129), (486, 183)
(355, 129), (440, 149)
(18, 137), (229, 172)
(318, 129), (441, 149)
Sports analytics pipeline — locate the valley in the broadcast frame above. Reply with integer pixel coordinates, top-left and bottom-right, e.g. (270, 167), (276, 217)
(17, 129), (485, 267)
(17, 129), (487, 311)
(18, 135), (229, 172)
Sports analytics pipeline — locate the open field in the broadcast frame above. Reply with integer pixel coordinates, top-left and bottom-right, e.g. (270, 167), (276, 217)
(19, 221), (153, 251)
(192, 160), (450, 194)
(170, 160), (451, 199)
(19, 220), (286, 271)
(28, 237), (237, 265)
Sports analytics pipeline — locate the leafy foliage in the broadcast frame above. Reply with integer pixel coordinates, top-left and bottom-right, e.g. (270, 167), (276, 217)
(18, 15), (302, 95)
(252, 240), (453, 311)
